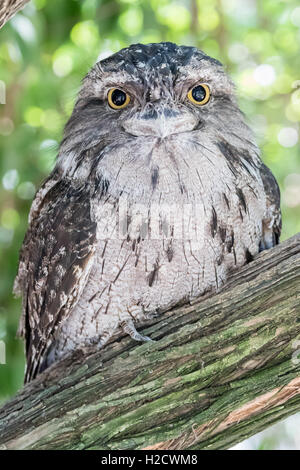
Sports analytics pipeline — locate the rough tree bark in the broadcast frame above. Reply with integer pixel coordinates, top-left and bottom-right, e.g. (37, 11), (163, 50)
(0, 233), (299, 450)
(0, 0), (30, 29)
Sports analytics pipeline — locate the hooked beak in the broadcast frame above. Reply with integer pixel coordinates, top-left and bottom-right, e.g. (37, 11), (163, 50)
(122, 107), (198, 138)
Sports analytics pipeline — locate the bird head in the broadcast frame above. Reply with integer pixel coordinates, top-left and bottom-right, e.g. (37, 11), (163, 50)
(57, 42), (259, 201)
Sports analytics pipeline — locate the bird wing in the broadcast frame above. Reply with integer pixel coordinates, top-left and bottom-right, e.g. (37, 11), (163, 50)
(14, 175), (97, 383)
(259, 163), (282, 250)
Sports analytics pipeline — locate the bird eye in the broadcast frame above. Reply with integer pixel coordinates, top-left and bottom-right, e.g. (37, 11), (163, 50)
(107, 88), (130, 109)
(187, 84), (210, 106)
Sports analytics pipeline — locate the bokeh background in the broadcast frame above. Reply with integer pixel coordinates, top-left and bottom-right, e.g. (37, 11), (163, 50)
(0, 0), (299, 449)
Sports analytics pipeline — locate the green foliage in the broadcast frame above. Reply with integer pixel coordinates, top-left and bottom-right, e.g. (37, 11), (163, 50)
(0, 0), (299, 447)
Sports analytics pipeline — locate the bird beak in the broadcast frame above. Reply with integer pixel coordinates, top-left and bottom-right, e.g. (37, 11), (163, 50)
(122, 106), (198, 138)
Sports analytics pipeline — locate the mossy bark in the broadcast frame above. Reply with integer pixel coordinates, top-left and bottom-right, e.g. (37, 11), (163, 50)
(0, 234), (299, 450)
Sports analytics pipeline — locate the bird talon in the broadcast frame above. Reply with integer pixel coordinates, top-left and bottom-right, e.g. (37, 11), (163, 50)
(134, 333), (154, 343)
(121, 319), (154, 343)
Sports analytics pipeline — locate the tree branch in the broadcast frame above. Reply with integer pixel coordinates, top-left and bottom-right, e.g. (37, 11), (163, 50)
(0, 0), (30, 29)
(0, 233), (299, 450)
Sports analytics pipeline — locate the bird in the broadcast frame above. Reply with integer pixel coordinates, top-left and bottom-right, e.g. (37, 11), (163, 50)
(14, 42), (281, 383)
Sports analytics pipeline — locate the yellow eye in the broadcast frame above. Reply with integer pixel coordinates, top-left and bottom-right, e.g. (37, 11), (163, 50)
(107, 88), (130, 109)
(187, 84), (210, 106)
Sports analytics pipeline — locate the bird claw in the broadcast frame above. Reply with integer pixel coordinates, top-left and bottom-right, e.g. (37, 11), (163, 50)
(132, 331), (154, 342)
(121, 319), (154, 343)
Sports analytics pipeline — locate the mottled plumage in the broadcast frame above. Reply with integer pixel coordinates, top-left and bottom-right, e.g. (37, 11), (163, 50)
(14, 43), (281, 382)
